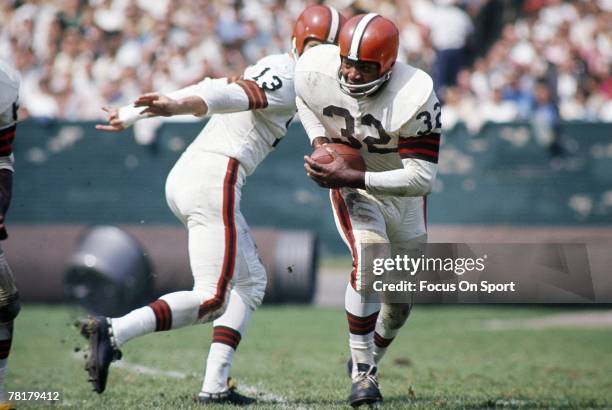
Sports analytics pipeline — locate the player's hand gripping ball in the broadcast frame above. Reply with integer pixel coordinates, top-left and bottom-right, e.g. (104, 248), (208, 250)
(310, 143), (366, 171)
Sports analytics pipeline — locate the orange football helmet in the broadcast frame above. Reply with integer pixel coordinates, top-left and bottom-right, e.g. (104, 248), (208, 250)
(337, 13), (399, 97)
(292, 5), (346, 58)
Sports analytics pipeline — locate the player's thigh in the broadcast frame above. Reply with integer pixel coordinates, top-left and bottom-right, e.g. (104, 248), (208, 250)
(387, 197), (427, 247)
(179, 154), (245, 291)
(0, 247), (16, 293)
(166, 152), (243, 226)
(232, 213), (267, 309)
(330, 188), (390, 291)
(0, 246), (19, 321)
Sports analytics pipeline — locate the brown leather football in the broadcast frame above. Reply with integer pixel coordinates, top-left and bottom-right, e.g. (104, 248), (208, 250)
(310, 143), (366, 171)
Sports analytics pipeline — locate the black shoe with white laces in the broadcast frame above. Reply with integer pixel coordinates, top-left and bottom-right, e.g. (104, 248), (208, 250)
(348, 364), (383, 407)
(78, 316), (122, 394)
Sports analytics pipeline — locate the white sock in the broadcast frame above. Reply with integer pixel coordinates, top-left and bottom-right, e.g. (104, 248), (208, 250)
(111, 306), (156, 347)
(373, 303), (411, 363)
(201, 343), (235, 394)
(112, 290), (210, 347)
(373, 327), (397, 363)
(201, 290), (253, 394)
(345, 284), (379, 378)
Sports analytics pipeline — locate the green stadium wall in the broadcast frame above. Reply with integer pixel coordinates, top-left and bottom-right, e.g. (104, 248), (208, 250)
(10, 119), (612, 254)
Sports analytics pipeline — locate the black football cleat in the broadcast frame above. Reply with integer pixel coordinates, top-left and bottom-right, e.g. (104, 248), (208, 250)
(347, 357), (353, 377)
(198, 389), (256, 406)
(348, 364), (383, 407)
(79, 316), (122, 394)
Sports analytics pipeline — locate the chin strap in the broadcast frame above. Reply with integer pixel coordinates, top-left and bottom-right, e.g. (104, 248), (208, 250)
(337, 69), (392, 98)
(291, 37), (299, 61)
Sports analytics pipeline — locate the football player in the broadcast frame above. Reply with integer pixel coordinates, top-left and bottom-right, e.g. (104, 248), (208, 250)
(85, 5), (346, 404)
(295, 14), (441, 407)
(0, 60), (21, 410)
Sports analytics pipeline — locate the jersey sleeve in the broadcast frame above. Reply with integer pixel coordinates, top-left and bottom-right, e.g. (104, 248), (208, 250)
(364, 90), (441, 197)
(119, 56), (295, 127)
(397, 91), (441, 163)
(194, 57), (295, 114)
(118, 77), (232, 127)
(364, 158), (437, 197)
(296, 94), (326, 144)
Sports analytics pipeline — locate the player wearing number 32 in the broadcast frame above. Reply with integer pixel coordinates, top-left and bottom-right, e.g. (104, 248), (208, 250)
(82, 5), (346, 404)
(296, 13), (441, 407)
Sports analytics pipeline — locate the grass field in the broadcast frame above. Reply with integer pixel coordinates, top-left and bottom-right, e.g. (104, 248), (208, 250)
(8, 304), (612, 409)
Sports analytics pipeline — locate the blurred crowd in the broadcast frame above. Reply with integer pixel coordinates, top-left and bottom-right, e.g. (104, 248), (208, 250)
(1, 0), (610, 128)
(441, 0), (612, 132)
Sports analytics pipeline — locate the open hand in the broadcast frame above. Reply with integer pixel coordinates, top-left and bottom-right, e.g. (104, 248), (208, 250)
(133, 93), (180, 117)
(95, 106), (124, 132)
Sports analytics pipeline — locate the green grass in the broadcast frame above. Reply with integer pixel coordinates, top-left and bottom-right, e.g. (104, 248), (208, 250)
(8, 305), (612, 409)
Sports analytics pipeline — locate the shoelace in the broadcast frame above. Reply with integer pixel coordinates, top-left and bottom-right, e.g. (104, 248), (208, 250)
(354, 368), (379, 388)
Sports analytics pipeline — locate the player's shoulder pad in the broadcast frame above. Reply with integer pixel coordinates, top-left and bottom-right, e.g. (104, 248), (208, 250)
(295, 44), (339, 77)
(248, 53), (295, 79)
(389, 61), (434, 118)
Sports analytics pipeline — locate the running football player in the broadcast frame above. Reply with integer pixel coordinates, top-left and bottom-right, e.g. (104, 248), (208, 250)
(295, 13), (441, 407)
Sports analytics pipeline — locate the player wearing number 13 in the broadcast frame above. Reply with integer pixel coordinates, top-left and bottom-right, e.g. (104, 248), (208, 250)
(84, 4), (346, 404)
(295, 13), (441, 407)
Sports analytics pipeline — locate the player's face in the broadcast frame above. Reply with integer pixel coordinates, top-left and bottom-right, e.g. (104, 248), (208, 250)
(303, 39), (323, 53)
(340, 57), (379, 86)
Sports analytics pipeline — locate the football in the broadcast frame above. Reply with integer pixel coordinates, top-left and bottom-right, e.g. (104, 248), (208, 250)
(310, 143), (366, 171)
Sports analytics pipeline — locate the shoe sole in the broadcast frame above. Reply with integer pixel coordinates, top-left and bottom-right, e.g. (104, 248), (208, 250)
(350, 396), (383, 407)
(79, 318), (104, 393)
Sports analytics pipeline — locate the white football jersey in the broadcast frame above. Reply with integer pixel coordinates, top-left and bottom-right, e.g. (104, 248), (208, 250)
(295, 45), (441, 174)
(186, 53), (297, 175)
(0, 60), (19, 171)
(0, 60), (19, 128)
(119, 53), (297, 176)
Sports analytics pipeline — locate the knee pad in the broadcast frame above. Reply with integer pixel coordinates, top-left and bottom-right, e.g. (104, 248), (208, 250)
(379, 303), (411, 331)
(233, 276), (266, 311)
(0, 294), (20, 322)
(233, 256), (267, 310)
(352, 230), (389, 293)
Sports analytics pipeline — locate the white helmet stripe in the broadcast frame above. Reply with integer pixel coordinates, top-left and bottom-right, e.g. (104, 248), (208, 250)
(348, 13), (379, 60)
(326, 6), (341, 43)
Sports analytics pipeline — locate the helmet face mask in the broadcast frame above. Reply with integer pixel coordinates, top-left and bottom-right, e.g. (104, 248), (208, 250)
(337, 13), (399, 97)
(291, 5), (346, 58)
(337, 67), (392, 98)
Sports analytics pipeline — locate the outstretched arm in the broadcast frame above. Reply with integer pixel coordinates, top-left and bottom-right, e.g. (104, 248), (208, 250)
(95, 91), (210, 132)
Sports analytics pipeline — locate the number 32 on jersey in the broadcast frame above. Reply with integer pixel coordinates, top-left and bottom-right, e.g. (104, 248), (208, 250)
(322, 103), (441, 154)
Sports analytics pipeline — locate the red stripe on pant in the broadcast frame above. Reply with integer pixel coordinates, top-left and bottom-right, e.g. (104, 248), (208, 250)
(198, 159), (239, 318)
(331, 189), (359, 289)
(149, 299), (172, 331)
(212, 325), (242, 350)
(374, 331), (394, 348)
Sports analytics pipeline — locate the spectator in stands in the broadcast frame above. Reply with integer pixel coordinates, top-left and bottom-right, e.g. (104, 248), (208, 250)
(531, 78), (562, 154)
(427, 0), (474, 97)
(502, 72), (534, 119)
(1, 0), (608, 124)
